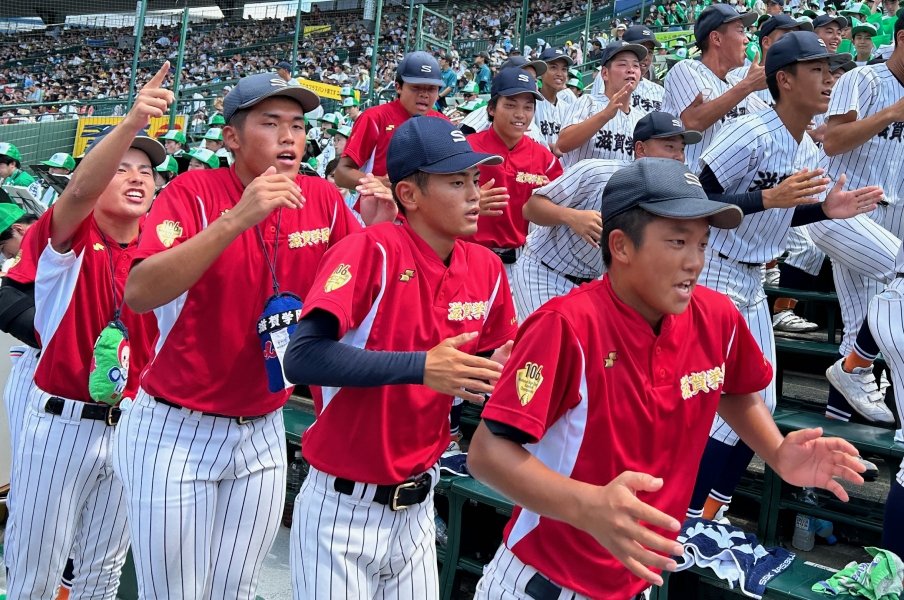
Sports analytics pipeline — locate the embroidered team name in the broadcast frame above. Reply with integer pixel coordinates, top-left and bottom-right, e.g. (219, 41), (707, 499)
(594, 131), (634, 156)
(288, 227), (331, 249)
(632, 96), (662, 112)
(748, 171), (790, 192)
(447, 300), (488, 321)
(515, 172), (549, 186)
(516, 361), (544, 406)
(156, 220), (183, 248)
(878, 122), (904, 142)
(538, 120), (561, 136)
(680, 364), (726, 400)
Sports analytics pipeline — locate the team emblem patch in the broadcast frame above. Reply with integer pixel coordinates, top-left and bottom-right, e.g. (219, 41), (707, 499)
(604, 351), (618, 368)
(156, 220), (183, 248)
(93, 243), (105, 251)
(399, 269), (416, 282)
(324, 263), (352, 292)
(515, 362), (544, 406)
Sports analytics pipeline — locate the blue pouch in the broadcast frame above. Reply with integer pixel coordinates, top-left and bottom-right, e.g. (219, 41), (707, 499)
(257, 292), (303, 393)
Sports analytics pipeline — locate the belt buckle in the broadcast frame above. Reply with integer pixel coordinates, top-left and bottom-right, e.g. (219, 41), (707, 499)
(236, 416), (250, 425)
(105, 407), (117, 426)
(390, 481), (418, 511)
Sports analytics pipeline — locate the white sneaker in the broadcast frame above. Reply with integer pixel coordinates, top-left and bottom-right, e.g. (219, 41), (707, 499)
(825, 359), (896, 424)
(713, 505), (731, 525)
(773, 310), (819, 333)
(442, 440), (462, 457)
(765, 266), (781, 286)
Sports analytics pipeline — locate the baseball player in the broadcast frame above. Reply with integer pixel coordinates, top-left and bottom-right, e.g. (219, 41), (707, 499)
(512, 112), (701, 321)
(117, 72), (390, 599)
(662, 4), (769, 170)
(557, 41), (649, 168)
(687, 32), (883, 522)
(467, 158), (866, 600)
(533, 47), (575, 156)
(467, 68), (563, 274)
(334, 51), (446, 193)
(4, 63), (169, 600)
(814, 14), (849, 52)
(283, 115), (517, 600)
(37, 152), (76, 207)
(459, 56), (549, 145)
(808, 15), (904, 423)
(620, 26), (667, 113)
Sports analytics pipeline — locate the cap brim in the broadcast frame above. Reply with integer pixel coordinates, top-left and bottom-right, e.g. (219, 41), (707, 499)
(833, 59), (857, 72)
(400, 75), (444, 86)
(641, 198), (744, 229)
(236, 86), (320, 117)
(493, 87), (544, 100)
(40, 160), (62, 168)
(606, 43), (650, 63)
(130, 136), (167, 167)
(544, 54), (575, 66)
(525, 60), (549, 75)
(420, 152), (504, 175)
(650, 129), (704, 144)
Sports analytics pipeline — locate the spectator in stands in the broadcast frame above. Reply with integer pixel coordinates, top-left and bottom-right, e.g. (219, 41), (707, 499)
(438, 55), (459, 109)
(276, 60), (295, 83)
(185, 147), (220, 170)
(767, 0), (785, 15)
(475, 51), (493, 93)
(341, 97), (361, 122)
(37, 152), (75, 207)
(159, 130), (186, 157)
(0, 143), (37, 190)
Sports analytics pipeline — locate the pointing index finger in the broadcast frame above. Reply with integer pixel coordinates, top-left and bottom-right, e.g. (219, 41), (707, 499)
(147, 61), (171, 88)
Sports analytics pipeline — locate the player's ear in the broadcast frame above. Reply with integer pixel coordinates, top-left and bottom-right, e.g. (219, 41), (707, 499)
(608, 229), (632, 265)
(394, 179), (419, 213)
(633, 141), (646, 159)
(223, 125), (241, 153)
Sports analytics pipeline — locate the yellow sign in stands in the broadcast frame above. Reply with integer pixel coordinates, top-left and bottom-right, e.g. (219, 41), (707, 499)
(73, 115), (187, 157)
(296, 78), (344, 101)
(655, 29), (694, 44)
(304, 24), (331, 35)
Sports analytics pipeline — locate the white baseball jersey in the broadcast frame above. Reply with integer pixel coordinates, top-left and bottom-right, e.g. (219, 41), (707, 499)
(702, 107), (821, 263)
(533, 96), (571, 148)
(824, 64), (904, 206)
(663, 59), (771, 170)
(633, 78), (666, 112)
(525, 158), (627, 278)
(558, 88), (578, 104)
(730, 64), (775, 106)
(459, 104), (548, 144)
(559, 94), (647, 167)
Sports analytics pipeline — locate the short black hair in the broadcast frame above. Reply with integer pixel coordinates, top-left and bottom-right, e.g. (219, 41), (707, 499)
(602, 207), (657, 267)
(0, 214), (38, 240)
(698, 22), (735, 53)
(766, 63), (799, 102)
(0, 156), (19, 168)
(896, 11), (904, 45)
(227, 108), (250, 131)
(390, 170), (430, 215)
(486, 96), (498, 122)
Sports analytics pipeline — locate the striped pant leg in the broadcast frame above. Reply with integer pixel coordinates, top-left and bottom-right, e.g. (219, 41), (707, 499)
(868, 280), (904, 485)
(784, 227), (825, 276)
(113, 391), (284, 600)
(6, 389), (125, 600)
(474, 545), (592, 600)
(291, 466), (440, 600)
(510, 254), (576, 322)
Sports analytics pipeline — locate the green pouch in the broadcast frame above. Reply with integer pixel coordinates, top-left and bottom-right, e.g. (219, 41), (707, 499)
(88, 319), (130, 406)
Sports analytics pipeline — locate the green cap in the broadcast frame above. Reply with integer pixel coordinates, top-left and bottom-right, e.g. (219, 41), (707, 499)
(187, 147), (220, 169)
(567, 67), (582, 80)
(842, 2), (873, 18)
(461, 81), (480, 94)
(208, 113), (226, 126)
(566, 77), (584, 90)
(159, 130), (187, 145)
(320, 113), (344, 128)
(41, 152), (76, 171)
(341, 97), (360, 108)
(0, 203), (25, 233)
(340, 85), (355, 97)
(0, 143), (22, 162)
(203, 127), (224, 141)
(327, 124), (353, 138)
(156, 155), (179, 174)
(457, 99), (486, 113)
(852, 21), (878, 36)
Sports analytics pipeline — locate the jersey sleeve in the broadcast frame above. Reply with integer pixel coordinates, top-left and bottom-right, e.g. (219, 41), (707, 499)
(342, 109), (381, 168)
(663, 61), (707, 118)
(721, 300), (773, 395)
(480, 309), (584, 442)
(300, 232), (384, 338)
(132, 176), (207, 263)
(561, 94), (594, 129)
(543, 148), (564, 182)
(698, 119), (759, 186)
(475, 262), (518, 354)
(827, 67), (876, 119)
(534, 159), (613, 208)
(5, 224), (42, 284)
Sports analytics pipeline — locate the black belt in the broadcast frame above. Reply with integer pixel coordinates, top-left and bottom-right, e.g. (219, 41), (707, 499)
(334, 472), (432, 511)
(492, 248), (518, 264)
(153, 396), (268, 425)
(540, 260), (594, 286)
(718, 252), (761, 268)
(525, 572), (646, 600)
(896, 273), (904, 278)
(44, 396), (121, 426)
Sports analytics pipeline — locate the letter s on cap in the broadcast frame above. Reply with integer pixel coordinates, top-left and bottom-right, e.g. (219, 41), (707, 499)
(684, 172), (703, 187)
(450, 130), (466, 142)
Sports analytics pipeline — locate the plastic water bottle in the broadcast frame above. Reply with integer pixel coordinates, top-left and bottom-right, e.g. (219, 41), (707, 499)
(434, 510), (449, 548)
(792, 513), (817, 551)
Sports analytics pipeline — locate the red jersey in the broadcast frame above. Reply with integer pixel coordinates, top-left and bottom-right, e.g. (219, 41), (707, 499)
(466, 127), (563, 250)
(8, 207), (158, 402)
(300, 221), (517, 484)
(342, 99), (445, 177)
(481, 276), (772, 599)
(133, 166), (362, 416)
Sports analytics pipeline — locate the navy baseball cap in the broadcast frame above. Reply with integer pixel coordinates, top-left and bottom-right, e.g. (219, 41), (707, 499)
(623, 25), (663, 47)
(603, 158), (743, 228)
(633, 112), (703, 144)
(85, 126), (167, 167)
(812, 14), (848, 28)
(396, 51), (444, 86)
(765, 30), (851, 77)
(759, 14), (813, 38)
(600, 40), (649, 65)
(223, 72), (319, 122)
(539, 46), (575, 66)
(695, 4), (759, 46)
(490, 68), (544, 100)
(500, 55), (549, 76)
(276, 61), (292, 70)
(386, 116), (502, 183)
